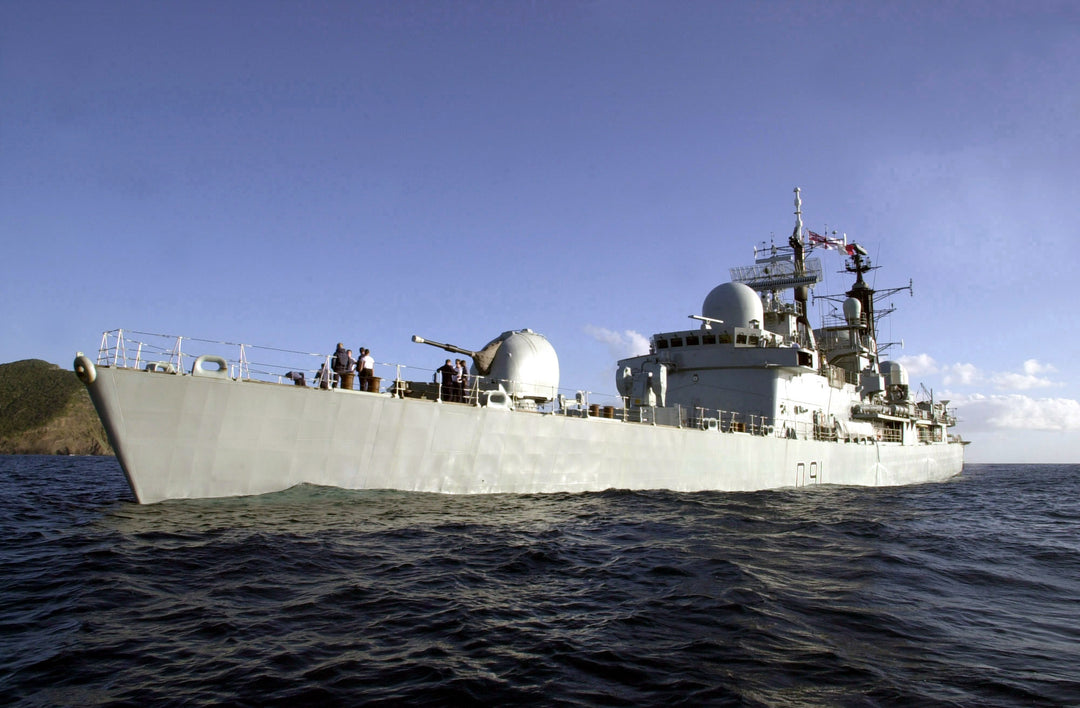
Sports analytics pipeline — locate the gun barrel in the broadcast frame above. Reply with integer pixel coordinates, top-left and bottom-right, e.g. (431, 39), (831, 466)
(411, 335), (477, 358)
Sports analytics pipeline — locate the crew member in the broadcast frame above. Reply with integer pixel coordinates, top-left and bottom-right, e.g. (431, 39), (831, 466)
(331, 342), (350, 388)
(437, 359), (456, 401)
(358, 348), (375, 392)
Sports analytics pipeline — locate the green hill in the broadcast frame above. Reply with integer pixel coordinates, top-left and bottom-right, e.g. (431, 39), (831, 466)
(0, 359), (112, 455)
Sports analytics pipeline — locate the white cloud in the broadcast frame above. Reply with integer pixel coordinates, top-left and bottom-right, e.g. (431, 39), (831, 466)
(584, 326), (650, 360)
(943, 362), (981, 387)
(1023, 359), (1057, 376)
(940, 359), (1059, 391)
(946, 392), (1080, 432)
(897, 353), (938, 377)
(989, 371), (1055, 391)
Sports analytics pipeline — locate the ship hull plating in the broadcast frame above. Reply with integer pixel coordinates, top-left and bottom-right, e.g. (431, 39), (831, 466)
(86, 365), (962, 504)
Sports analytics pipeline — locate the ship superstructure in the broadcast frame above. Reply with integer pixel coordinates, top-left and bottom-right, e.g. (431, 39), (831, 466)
(614, 188), (955, 448)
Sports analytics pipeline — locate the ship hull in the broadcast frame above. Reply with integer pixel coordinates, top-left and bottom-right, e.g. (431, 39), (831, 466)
(83, 364), (963, 504)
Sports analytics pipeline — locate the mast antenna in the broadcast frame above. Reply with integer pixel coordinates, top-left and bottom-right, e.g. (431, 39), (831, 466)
(793, 187), (803, 243)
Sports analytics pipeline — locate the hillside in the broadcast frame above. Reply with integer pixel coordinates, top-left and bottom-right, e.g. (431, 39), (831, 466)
(0, 359), (112, 455)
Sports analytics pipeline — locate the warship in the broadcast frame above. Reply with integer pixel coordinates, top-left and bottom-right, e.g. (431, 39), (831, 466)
(75, 190), (964, 503)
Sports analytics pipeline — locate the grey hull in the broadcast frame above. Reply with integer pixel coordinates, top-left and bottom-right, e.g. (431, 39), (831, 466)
(83, 362), (963, 504)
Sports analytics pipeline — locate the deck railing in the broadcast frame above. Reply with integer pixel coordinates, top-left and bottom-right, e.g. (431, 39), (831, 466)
(92, 329), (931, 445)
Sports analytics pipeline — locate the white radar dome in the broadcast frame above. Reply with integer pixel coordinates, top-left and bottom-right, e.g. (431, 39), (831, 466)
(843, 297), (862, 326)
(701, 282), (763, 331)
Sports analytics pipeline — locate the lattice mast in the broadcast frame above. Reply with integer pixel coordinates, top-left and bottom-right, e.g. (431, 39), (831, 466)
(789, 188), (812, 333)
(728, 188), (825, 349)
(845, 244), (875, 341)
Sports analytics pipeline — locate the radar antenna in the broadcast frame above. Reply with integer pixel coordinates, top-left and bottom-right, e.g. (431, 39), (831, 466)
(728, 188), (822, 350)
(816, 249), (913, 344)
(729, 189), (823, 292)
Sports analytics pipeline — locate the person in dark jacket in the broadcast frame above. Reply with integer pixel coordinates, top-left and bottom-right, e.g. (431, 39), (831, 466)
(437, 359), (456, 401)
(331, 342), (350, 388)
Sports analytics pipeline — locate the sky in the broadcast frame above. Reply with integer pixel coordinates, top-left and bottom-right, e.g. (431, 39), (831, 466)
(2, 1), (1078, 463)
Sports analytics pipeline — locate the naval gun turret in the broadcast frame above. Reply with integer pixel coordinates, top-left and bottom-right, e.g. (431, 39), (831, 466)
(413, 329), (559, 406)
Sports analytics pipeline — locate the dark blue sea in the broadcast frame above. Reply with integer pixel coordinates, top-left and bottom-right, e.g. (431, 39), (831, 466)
(2, 457), (1078, 707)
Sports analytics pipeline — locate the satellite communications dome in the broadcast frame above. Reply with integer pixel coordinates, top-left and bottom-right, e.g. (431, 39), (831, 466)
(701, 282), (763, 331)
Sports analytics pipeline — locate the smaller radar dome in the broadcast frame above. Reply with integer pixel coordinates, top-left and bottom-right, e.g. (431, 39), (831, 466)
(843, 297), (862, 326)
(701, 282), (763, 331)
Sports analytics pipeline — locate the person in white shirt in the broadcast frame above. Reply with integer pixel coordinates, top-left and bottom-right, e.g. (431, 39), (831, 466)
(454, 359), (467, 403)
(358, 348), (375, 392)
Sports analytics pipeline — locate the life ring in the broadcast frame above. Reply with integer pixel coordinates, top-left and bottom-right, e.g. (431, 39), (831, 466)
(73, 355), (96, 384)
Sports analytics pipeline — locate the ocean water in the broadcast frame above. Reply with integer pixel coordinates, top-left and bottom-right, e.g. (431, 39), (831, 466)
(1, 457), (1078, 707)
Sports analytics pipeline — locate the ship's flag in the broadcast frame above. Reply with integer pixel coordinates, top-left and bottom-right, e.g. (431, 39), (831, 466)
(845, 243), (860, 256)
(808, 229), (845, 250)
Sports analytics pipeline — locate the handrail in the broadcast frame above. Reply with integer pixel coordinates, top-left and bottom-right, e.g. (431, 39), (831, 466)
(91, 329), (948, 444)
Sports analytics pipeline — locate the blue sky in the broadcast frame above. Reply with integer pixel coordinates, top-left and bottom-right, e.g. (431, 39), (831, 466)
(3, 1), (1077, 462)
